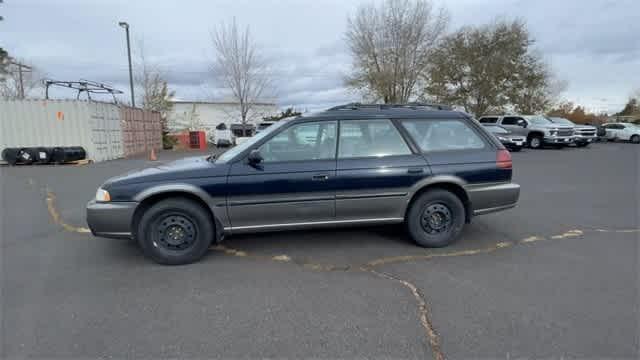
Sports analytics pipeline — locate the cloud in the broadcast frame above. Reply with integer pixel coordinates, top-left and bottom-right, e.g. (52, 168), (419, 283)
(3, 0), (639, 113)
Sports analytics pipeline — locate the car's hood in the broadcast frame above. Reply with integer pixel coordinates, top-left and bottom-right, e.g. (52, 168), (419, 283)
(574, 125), (597, 130)
(538, 124), (574, 130)
(104, 156), (228, 187)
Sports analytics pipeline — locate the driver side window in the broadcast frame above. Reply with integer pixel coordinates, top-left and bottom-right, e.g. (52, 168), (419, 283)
(258, 121), (337, 162)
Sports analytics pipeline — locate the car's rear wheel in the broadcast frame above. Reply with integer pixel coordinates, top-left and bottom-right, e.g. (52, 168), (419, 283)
(406, 189), (465, 248)
(528, 135), (543, 149)
(630, 135), (640, 144)
(137, 198), (214, 265)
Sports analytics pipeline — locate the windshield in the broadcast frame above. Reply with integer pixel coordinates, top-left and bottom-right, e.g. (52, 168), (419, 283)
(550, 117), (574, 126)
(215, 119), (290, 163)
(529, 115), (554, 125)
(484, 125), (508, 134)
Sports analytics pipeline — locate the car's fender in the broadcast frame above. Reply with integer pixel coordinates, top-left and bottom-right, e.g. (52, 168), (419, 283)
(405, 175), (471, 220)
(133, 182), (229, 238)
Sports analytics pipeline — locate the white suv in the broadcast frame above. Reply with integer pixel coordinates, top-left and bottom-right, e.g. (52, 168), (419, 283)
(601, 123), (640, 144)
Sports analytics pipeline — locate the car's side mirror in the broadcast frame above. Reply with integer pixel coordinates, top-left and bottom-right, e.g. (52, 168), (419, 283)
(247, 149), (263, 166)
(517, 120), (527, 128)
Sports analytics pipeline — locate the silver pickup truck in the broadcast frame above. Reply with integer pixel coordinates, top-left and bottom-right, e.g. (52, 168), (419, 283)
(549, 117), (597, 147)
(479, 115), (574, 149)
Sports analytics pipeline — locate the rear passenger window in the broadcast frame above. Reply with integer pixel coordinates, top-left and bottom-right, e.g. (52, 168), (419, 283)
(338, 119), (411, 158)
(479, 117), (498, 123)
(501, 117), (522, 125)
(401, 119), (487, 152)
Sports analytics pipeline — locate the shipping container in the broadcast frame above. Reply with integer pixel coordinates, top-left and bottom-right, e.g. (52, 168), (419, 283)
(0, 100), (161, 163)
(119, 106), (162, 158)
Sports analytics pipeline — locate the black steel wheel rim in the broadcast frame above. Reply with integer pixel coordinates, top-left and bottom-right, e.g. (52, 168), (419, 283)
(154, 213), (198, 251)
(420, 203), (452, 234)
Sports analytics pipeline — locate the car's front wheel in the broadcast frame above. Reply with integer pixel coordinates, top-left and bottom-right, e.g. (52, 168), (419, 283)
(406, 189), (465, 248)
(528, 135), (543, 149)
(137, 198), (214, 265)
(630, 135), (640, 144)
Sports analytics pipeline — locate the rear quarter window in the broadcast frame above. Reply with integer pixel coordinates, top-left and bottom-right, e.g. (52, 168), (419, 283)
(401, 119), (488, 152)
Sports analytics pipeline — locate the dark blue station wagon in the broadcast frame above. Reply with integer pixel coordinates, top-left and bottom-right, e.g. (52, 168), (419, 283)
(87, 103), (520, 265)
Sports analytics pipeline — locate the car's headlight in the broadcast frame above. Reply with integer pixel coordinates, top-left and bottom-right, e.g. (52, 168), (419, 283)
(95, 188), (111, 202)
(549, 130), (558, 136)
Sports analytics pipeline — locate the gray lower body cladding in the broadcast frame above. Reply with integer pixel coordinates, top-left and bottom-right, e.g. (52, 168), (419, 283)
(86, 182), (520, 239)
(86, 200), (137, 239)
(465, 182), (520, 215)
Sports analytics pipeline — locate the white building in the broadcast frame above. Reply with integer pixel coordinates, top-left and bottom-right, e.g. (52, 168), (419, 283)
(167, 100), (279, 138)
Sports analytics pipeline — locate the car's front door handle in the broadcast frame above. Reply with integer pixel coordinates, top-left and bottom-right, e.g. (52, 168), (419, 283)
(312, 174), (329, 181)
(407, 168), (424, 174)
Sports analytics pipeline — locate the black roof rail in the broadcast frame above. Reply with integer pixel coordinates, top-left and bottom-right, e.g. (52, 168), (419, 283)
(327, 102), (452, 111)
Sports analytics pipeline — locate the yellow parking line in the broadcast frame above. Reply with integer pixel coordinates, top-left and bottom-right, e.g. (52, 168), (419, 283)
(45, 190), (91, 234)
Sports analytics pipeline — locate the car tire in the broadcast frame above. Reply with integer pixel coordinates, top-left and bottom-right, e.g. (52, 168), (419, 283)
(137, 198), (214, 265)
(406, 189), (465, 248)
(527, 135), (543, 149)
(631, 135), (640, 144)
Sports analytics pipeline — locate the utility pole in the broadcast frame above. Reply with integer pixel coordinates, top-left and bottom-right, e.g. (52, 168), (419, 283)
(10, 61), (32, 99)
(118, 21), (135, 107)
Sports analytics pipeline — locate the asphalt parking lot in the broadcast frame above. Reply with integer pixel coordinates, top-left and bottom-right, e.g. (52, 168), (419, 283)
(1, 142), (638, 359)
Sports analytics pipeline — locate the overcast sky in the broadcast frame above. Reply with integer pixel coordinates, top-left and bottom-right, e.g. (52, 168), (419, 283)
(2, 0), (639, 113)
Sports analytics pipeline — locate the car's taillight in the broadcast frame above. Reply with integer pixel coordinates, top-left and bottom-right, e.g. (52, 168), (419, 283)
(496, 149), (512, 169)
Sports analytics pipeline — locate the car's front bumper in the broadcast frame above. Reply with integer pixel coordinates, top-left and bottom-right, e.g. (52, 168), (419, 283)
(573, 135), (597, 143)
(501, 137), (525, 147)
(544, 136), (574, 144)
(86, 200), (138, 239)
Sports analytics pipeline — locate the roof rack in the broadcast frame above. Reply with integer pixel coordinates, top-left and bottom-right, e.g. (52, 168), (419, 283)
(328, 102), (452, 111)
(44, 79), (124, 104)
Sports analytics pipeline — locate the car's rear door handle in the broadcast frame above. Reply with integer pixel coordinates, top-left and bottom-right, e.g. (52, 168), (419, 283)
(407, 168), (424, 174)
(312, 174), (329, 181)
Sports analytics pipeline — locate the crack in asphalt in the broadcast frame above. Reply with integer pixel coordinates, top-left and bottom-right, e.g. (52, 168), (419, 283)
(43, 188), (640, 360)
(361, 267), (444, 360)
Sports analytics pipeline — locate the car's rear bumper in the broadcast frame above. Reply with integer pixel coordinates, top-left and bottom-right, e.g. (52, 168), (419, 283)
(466, 182), (520, 216)
(86, 200), (137, 239)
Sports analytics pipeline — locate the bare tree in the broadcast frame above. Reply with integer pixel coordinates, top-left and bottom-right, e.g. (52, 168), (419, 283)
(0, 59), (43, 99)
(135, 43), (175, 116)
(345, 0), (448, 103)
(0, 48), (9, 79)
(212, 18), (272, 125)
(134, 42), (176, 147)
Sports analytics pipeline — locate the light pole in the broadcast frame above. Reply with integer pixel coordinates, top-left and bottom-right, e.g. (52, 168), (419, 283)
(118, 21), (135, 107)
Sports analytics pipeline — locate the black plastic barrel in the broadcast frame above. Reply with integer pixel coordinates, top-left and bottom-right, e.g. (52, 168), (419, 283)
(67, 146), (86, 162)
(50, 146), (86, 163)
(1, 148), (20, 165)
(17, 148), (37, 165)
(51, 147), (65, 163)
(34, 147), (53, 164)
